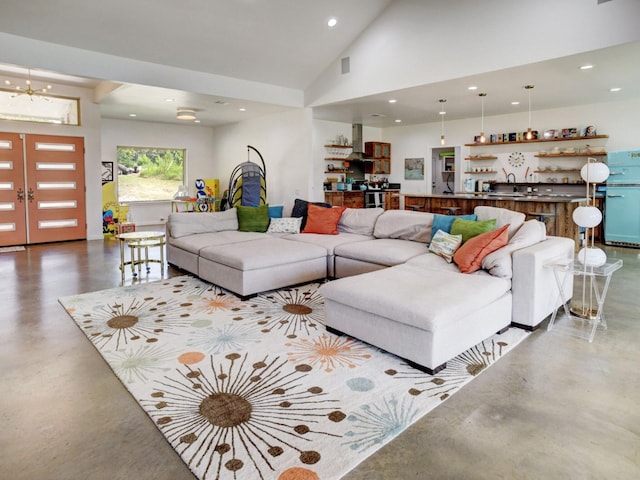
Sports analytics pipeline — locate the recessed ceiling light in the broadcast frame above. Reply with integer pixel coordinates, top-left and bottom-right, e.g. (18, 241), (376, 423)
(580, 64), (594, 70)
(129, 113), (137, 117)
(388, 99), (397, 104)
(239, 107), (246, 112)
(468, 86), (478, 91)
(164, 98), (175, 102)
(395, 119), (402, 123)
(327, 17), (337, 28)
(194, 119), (201, 123)
(511, 101), (520, 105)
(439, 110), (446, 115)
(609, 87), (622, 92)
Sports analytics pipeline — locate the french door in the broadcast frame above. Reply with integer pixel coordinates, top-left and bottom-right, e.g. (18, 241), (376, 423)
(0, 133), (86, 246)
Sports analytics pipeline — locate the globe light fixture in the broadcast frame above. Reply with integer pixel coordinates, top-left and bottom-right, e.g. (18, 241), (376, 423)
(573, 158), (609, 267)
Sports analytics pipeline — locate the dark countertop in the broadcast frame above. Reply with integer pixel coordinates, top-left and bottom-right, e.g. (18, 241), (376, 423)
(402, 193), (587, 203)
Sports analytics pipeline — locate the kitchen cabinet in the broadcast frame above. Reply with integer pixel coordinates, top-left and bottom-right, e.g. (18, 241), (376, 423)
(364, 142), (391, 174)
(324, 191), (364, 209)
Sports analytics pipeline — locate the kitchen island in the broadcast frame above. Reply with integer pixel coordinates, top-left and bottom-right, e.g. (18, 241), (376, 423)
(403, 192), (588, 245)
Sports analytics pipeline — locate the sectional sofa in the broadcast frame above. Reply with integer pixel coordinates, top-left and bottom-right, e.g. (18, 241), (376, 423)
(166, 202), (574, 373)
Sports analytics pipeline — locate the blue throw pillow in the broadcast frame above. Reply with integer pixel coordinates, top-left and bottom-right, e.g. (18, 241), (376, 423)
(431, 213), (477, 241)
(268, 205), (284, 218)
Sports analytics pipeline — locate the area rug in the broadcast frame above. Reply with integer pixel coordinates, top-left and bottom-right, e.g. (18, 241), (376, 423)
(0, 246), (25, 253)
(59, 275), (528, 480)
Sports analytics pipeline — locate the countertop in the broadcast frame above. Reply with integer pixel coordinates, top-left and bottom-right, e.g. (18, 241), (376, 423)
(402, 192), (588, 203)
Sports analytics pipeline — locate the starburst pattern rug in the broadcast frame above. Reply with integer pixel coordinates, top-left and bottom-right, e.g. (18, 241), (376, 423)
(59, 275), (529, 480)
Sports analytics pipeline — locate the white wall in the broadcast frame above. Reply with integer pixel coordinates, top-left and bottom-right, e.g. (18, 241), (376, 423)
(211, 108), (313, 215)
(100, 118), (216, 229)
(380, 97), (640, 194)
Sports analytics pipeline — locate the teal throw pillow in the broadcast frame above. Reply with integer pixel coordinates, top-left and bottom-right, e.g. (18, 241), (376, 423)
(237, 204), (270, 232)
(430, 213), (477, 241)
(450, 217), (496, 243)
(268, 205), (284, 218)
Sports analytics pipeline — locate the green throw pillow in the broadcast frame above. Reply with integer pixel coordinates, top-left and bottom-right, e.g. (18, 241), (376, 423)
(450, 217), (496, 243)
(237, 204), (270, 232)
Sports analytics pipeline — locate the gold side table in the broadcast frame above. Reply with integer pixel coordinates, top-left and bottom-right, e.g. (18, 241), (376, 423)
(116, 231), (166, 283)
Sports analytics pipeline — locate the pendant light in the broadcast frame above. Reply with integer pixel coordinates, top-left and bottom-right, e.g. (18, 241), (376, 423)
(525, 85), (534, 140)
(439, 99), (446, 145)
(478, 93), (487, 143)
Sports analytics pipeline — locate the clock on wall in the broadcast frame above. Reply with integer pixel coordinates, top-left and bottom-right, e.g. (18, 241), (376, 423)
(508, 152), (526, 167)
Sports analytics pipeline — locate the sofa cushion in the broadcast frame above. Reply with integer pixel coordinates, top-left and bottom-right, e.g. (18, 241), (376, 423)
(430, 213), (477, 241)
(267, 217), (302, 234)
(285, 232), (372, 255)
(405, 252), (462, 273)
(291, 198), (331, 229)
(474, 206), (525, 239)
(428, 230), (462, 263)
(482, 219), (547, 278)
(200, 237), (326, 271)
(302, 205), (346, 234)
(335, 238), (428, 267)
(237, 204), (270, 232)
(168, 209), (238, 238)
(373, 210), (435, 243)
(453, 224), (509, 273)
(338, 207), (384, 236)
(321, 264), (511, 332)
(451, 218), (496, 243)
(169, 230), (266, 253)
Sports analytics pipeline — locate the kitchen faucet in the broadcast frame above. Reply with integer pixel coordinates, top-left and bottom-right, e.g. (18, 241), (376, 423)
(506, 173), (518, 191)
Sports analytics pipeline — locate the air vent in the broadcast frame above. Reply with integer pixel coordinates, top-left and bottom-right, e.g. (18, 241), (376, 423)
(369, 113), (386, 118)
(341, 57), (350, 75)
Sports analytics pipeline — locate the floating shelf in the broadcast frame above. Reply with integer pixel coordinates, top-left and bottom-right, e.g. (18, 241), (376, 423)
(535, 152), (606, 157)
(465, 135), (608, 147)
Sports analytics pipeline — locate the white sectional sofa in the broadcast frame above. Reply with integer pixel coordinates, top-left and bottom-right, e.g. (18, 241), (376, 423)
(166, 204), (574, 372)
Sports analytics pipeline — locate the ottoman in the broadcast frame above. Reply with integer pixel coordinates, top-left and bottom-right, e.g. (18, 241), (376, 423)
(198, 237), (327, 299)
(320, 263), (512, 374)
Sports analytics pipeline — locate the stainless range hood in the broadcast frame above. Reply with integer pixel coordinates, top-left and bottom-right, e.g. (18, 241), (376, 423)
(347, 123), (372, 160)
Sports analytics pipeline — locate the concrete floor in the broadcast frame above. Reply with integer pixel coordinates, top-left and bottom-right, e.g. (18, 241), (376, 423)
(1, 238), (638, 480)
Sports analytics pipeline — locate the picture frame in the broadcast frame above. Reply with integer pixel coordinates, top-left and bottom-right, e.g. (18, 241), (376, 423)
(561, 128), (578, 138)
(582, 125), (597, 136)
(101, 161), (113, 185)
(404, 157), (424, 180)
(543, 129), (557, 139)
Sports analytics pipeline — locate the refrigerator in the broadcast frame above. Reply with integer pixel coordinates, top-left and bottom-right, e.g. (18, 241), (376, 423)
(604, 150), (640, 247)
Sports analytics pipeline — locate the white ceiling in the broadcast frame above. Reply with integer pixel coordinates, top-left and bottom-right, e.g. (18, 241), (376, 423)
(0, 0), (638, 128)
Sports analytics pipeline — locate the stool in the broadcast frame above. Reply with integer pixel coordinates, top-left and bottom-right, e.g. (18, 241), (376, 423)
(439, 206), (462, 215)
(526, 212), (556, 234)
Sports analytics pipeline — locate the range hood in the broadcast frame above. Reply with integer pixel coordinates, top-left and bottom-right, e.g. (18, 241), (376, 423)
(347, 123), (372, 160)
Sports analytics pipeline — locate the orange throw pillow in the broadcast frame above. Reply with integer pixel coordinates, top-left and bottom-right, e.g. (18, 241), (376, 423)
(302, 204), (346, 234)
(453, 224), (509, 273)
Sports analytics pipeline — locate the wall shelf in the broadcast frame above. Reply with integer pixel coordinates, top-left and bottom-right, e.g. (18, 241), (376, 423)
(465, 156), (497, 160)
(535, 152), (606, 158)
(465, 134), (608, 147)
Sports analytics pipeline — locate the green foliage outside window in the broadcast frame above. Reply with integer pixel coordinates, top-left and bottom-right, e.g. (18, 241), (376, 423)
(117, 146), (185, 202)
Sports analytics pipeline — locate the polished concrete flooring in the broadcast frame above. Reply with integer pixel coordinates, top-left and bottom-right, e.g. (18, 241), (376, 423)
(1, 238), (638, 480)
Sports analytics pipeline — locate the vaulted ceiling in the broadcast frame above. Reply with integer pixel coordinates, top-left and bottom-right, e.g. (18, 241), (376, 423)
(0, 0), (639, 128)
